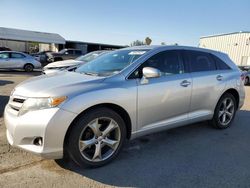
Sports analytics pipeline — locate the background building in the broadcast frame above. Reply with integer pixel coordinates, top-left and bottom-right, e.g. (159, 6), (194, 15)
(0, 27), (125, 55)
(0, 27), (65, 53)
(199, 32), (250, 67)
(64, 40), (126, 54)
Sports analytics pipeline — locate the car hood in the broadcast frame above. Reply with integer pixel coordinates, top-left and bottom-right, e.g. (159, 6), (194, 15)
(45, 59), (83, 68)
(13, 72), (105, 98)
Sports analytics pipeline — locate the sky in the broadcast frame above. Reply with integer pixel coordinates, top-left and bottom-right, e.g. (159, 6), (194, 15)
(0, 0), (249, 46)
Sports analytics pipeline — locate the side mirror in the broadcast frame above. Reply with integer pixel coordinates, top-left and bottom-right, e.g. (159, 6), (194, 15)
(142, 67), (161, 78)
(64, 52), (69, 55)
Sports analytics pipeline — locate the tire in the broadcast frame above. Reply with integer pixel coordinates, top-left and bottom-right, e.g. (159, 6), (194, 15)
(65, 107), (126, 168)
(245, 77), (249, 86)
(24, 64), (34, 72)
(211, 93), (237, 129)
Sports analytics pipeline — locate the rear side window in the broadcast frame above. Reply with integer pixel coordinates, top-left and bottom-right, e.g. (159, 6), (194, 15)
(186, 50), (216, 72)
(11, 53), (25, 58)
(212, 55), (231, 70)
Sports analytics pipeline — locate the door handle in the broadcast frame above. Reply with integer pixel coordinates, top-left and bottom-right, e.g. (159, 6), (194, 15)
(180, 80), (191, 87)
(216, 75), (223, 81)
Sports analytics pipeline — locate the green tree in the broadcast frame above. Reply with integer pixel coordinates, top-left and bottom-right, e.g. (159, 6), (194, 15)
(130, 40), (145, 46)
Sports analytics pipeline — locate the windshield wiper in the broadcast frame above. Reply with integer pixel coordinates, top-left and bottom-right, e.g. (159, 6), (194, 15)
(82, 72), (99, 76)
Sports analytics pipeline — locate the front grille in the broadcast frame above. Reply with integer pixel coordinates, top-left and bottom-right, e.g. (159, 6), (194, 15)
(8, 96), (26, 115)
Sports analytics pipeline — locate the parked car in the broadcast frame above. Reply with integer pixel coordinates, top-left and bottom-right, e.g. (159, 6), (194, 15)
(0, 51), (41, 72)
(4, 46), (245, 168)
(243, 70), (250, 85)
(48, 49), (83, 62)
(31, 51), (53, 65)
(0, 47), (11, 51)
(42, 50), (109, 74)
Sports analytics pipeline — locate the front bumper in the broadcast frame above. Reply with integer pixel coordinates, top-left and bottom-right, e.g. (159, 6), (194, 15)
(4, 105), (77, 159)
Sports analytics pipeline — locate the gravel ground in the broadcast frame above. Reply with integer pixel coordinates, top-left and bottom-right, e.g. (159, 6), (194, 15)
(0, 71), (250, 188)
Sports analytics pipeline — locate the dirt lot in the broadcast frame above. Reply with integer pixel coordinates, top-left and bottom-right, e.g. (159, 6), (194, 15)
(1, 71), (250, 188)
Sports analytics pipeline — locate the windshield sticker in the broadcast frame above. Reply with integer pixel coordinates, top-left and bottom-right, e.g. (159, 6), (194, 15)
(128, 51), (147, 55)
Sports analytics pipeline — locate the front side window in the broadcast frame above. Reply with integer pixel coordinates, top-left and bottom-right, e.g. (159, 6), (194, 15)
(129, 50), (184, 79)
(67, 50), (74, 55)
(11, 53), (25, 58)
(76, 49), (148, 76)
(0, 53), (9, 59)
(186, 51), (216, 72)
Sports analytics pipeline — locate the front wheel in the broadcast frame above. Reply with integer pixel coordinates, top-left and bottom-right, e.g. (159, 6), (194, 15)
(66, 108), (126, 168)
(211, 93), (237, 129)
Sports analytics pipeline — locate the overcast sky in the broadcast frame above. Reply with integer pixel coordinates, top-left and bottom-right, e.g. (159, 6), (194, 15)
(0, 0), (249, 46)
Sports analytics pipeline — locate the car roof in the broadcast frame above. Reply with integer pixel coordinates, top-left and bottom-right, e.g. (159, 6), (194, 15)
(123, 45), (227, 56)
(0, 51), (26, 54)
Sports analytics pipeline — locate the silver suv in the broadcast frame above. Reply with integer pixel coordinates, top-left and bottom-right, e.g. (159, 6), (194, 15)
(4, 46), (245, 167)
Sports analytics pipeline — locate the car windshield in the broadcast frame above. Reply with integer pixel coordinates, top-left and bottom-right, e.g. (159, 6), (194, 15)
(76, 49), (148, 76)
(75, 51), (107, 62)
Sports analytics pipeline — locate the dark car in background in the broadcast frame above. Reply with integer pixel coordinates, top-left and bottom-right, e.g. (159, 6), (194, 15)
(42, 50), (109, 74)
(31, 51), (53, 66)
(49, 49), (83, 62)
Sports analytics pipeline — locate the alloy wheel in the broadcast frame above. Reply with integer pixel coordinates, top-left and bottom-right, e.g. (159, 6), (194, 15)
(78, 117), (121, 162)
(218, 97), (235, 126)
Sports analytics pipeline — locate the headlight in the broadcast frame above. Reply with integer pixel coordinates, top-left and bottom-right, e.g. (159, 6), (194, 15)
(19, 96), (67, 116)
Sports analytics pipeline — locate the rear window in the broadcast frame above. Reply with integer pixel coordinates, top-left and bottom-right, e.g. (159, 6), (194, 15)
(185, 50), (216, 72)
(212, 55), (231, 70)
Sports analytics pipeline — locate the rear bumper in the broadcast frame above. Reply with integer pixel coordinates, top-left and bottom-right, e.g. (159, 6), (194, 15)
(4, 106), (77, 159)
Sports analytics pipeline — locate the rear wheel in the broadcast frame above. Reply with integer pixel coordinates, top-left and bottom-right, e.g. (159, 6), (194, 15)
(24, 64), (34, 72)
(211, 93), (236, 129)
(66, 108), (126, 168)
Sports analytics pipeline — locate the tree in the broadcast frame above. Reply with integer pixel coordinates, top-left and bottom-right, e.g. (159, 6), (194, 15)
(130, 40), (145, 46)
(145, 37), (152, 45)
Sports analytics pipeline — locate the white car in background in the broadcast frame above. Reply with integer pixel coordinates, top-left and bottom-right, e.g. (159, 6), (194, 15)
(42, 50), (109, 74)
(0, 51), (41, 72)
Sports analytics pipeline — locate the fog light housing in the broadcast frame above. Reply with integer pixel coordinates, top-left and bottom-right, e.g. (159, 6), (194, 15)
(33, 137), (43, 146)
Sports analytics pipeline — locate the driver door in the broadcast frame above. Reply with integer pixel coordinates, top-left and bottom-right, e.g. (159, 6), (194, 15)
(135, 50), (192, 133)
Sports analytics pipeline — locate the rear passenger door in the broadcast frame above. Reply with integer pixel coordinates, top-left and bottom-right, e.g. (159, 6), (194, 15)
(184, 50), (227, 119)
(9, 52), (26, 68)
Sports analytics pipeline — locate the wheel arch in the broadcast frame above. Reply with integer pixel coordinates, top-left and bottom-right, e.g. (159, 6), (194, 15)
(218, 88), (240, 109)
(23, 63), (34, 68)
(63, 103), (132, 150)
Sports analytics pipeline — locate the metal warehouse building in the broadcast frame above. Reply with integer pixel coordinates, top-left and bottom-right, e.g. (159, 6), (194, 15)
(0, 27), (65, 53)
(199, 32), (250, 66)
(0, 27), (125, 54)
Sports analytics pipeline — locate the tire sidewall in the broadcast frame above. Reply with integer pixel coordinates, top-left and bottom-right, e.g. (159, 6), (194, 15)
(66, 108), (126, 168)
(24, 64), (34, 72)
(213, 93), (237, 129)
